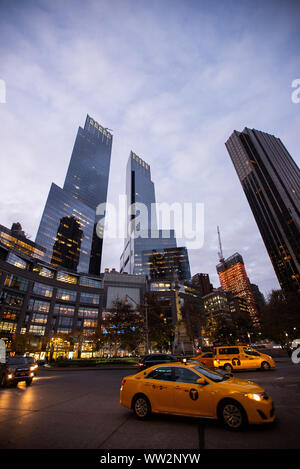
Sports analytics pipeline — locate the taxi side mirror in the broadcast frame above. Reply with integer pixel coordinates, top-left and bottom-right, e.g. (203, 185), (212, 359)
(196, 378), (208, 386)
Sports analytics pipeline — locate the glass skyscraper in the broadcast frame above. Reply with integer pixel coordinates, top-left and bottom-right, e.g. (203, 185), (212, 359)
(120, 151), (178, 275)
(141, 246), (191, 281)
(225, 128), (300, 292)
(36, 115), (112, 274)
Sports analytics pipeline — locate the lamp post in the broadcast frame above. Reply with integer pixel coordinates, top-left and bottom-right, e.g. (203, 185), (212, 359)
(124, 294), (149, 355)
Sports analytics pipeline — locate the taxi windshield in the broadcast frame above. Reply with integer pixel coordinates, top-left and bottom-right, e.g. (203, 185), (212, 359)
(192, 366), (230, 382)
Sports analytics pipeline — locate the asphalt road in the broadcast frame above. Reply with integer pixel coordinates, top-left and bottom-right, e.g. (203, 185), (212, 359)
(0, 358), (299, 449)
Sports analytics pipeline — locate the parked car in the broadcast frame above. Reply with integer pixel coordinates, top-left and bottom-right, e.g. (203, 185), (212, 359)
(137, 354), (178, 370)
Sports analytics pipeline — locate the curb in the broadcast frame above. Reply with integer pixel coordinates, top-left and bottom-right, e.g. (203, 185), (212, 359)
(39, 366), (138, 372)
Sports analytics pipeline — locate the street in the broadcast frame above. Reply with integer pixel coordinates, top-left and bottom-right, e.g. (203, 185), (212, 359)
(0, 358), (299, 449)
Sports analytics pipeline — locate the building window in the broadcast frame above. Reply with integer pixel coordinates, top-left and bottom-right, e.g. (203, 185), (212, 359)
(7, 252), (29, 270)
(28, 298), (50, 313)
(32, 265), (55, 279)
(4, 274), (29, 292)
(56, 288), (77, 302)
(28, 325), (45, 336)
(0, 321), (17, 332)
(58, 316), (73, 327)
(56, 271), (78, 284)
(56, 327), (72, 334)
(78, 307), (98, 319)
(32, 282), (53, 298)
(80, 292), (100, 305)
(79, 276), (102, 288)
(0, 291), (23, 307)
(1, 308), (18, 321)
(31, 313), (48, 324)
(53, 304), (75, 316)
(83, 319), (98, 328)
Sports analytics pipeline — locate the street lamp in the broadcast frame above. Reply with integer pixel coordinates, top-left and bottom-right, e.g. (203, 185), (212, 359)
(124, 294), (149, 355)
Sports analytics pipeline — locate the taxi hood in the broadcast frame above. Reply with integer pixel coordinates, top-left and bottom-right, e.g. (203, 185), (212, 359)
(218, 377), (265, 393)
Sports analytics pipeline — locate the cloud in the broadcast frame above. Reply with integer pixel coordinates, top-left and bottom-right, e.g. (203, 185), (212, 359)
(0, 0), (299, 298)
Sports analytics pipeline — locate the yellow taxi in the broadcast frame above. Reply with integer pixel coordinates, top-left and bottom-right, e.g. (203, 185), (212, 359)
(194, 351), (214, 368)
(212, 346), (276, 373)
(120, 362), (275, 430)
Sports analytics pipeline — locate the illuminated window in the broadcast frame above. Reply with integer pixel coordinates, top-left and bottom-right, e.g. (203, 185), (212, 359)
(32, 282), (53, 297)
(56, 288), (77, 302)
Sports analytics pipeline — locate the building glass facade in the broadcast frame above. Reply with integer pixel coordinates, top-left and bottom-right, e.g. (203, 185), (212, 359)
(35, 183), (95, 273)
(120, 151), (177, 275)
(225, 128), (300, 292)
(36, 115), (112, 275)
(141, 246), (191, 281)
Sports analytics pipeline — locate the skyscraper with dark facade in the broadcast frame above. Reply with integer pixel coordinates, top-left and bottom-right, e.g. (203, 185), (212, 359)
(225, 128), (300, 292)
(36, 115), (112, 274)
(192, 273), (213, 296)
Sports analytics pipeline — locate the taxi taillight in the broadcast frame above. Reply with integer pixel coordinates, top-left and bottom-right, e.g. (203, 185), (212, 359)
(121, 379), (126, 388)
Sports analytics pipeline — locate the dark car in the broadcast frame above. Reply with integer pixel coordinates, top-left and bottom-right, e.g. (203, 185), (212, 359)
(26, 357), (39, 376)
(137, 353), (178, 370)
(0, 356), (34, 388)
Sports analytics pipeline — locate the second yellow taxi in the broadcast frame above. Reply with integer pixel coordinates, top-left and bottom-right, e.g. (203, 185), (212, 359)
(120, 362), (275, 430)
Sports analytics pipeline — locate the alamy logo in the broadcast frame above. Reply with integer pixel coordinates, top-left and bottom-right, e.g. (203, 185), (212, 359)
(0, 80), (6, 103)
(291, 346), (300, 364)
(95, 196), (205, 249)
(291, 79), (300, 103)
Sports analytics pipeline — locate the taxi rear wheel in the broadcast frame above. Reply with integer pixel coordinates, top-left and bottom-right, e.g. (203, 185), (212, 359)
(218, 399), (247, 431)
(132, 394), (151, 420)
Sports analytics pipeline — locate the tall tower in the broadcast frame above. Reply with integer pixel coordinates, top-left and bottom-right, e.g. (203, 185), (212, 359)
(216, 252), (260, 326)
(225, 128), (300, 292)
(120, 151), (177, 275)
(36, 115), (112, 274)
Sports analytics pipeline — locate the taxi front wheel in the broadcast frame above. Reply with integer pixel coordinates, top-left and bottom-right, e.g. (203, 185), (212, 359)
(223, 363), (233, 373)
(261, 361), (271, 370)
(218, 399), (247, 431)
(132, 394), (152, 420)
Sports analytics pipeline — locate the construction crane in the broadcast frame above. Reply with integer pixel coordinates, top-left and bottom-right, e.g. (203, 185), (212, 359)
(217, 225), (225, 267)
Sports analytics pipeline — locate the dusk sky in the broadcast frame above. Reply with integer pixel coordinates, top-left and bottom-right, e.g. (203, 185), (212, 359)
(0, 0), (299, 297)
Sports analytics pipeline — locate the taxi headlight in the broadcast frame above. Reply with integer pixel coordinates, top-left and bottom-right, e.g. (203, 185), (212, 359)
(244, 393), (264, 401)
